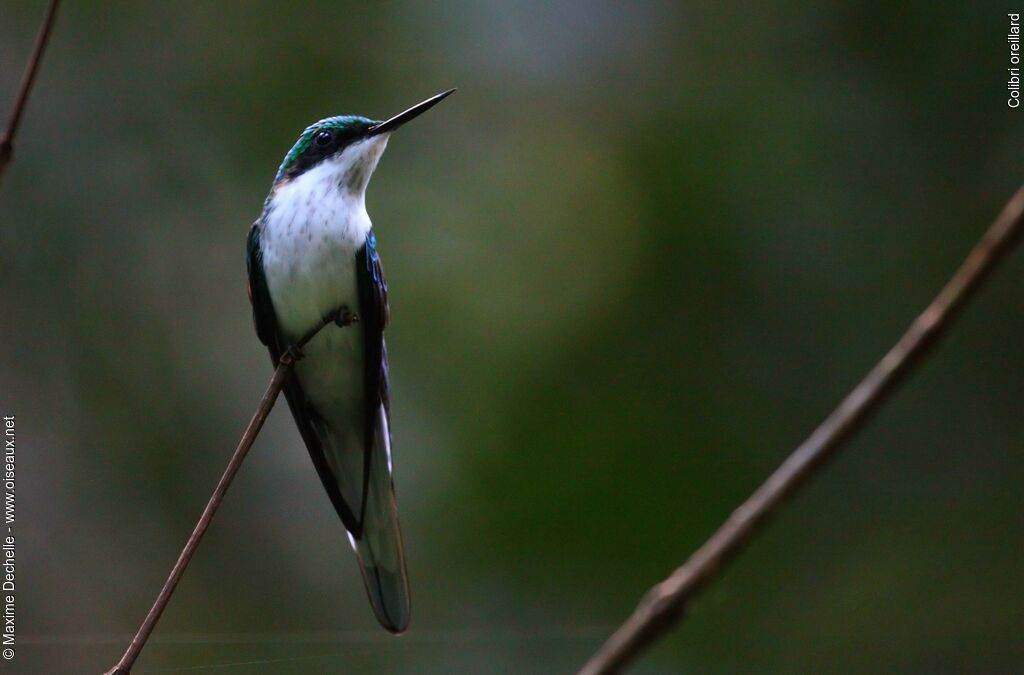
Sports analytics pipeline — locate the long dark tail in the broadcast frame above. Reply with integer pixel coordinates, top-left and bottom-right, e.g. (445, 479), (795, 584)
(349, 405), (410, 633)
(278, 370), (410, 633)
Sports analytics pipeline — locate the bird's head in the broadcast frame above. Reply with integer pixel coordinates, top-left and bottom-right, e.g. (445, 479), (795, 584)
(272, 89), (455, 195)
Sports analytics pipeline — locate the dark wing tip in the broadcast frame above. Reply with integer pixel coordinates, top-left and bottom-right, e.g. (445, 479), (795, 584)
(362, 561), (411, 634)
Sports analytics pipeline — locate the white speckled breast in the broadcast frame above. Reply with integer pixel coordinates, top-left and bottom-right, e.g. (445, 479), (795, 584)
(262, 167), (368, 339)
(261, 136), (387, 338)
(258, 135), (387, 431)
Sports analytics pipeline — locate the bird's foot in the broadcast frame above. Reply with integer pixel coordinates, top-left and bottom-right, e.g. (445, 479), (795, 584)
(329, 306), (359, 328)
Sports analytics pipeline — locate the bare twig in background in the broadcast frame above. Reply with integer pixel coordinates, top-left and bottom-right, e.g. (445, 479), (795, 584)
(0, 0), (61, 186)
(104, 308), (355, 675)
(578, 187), (1024, 675)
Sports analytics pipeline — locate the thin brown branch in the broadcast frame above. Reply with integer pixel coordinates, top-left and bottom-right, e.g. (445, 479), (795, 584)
(0, 0), (61, 186)
(578, 186), (1024, 675)
(104, 308), (354, 675)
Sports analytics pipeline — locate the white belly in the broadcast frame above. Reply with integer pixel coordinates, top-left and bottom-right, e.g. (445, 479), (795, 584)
(259, 163), (372, 426)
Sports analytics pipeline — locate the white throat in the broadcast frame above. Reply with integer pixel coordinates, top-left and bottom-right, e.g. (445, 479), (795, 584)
(279, 133), (388, 205)
(259, 135), (389, 338)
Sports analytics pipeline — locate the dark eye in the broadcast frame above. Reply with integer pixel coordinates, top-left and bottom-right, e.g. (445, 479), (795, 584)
(314, 130), (333, 147)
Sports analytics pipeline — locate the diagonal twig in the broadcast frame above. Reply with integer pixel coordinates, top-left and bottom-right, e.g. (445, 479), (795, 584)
(578, 186), (1024, 675)
(0, 0), (61, 186)
(104, 307), (355, 675)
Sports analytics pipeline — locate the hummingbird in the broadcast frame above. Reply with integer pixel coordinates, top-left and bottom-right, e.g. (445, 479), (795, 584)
(246, 89), (455, 633)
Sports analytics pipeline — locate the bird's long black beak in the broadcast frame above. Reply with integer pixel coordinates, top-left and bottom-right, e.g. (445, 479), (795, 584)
(368, 89), (456, 136)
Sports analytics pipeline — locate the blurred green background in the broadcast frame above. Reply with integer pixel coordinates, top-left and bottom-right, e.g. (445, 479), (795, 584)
(2, 2), (1022, 673)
